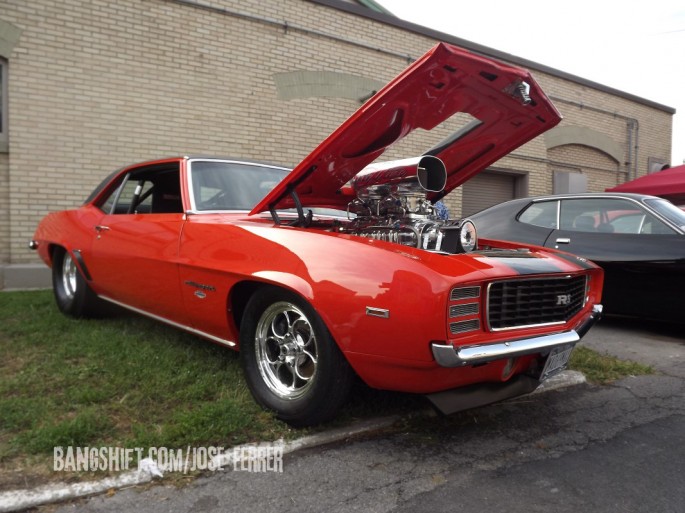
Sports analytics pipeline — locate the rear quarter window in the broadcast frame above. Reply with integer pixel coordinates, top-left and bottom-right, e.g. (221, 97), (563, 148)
(518, 201), (558, 228)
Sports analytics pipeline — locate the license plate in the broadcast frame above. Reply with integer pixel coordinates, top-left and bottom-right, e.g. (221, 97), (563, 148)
(540, 344), (575, 381)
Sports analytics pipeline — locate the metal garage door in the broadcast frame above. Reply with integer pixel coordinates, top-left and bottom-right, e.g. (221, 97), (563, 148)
(461, 172), (516, 216)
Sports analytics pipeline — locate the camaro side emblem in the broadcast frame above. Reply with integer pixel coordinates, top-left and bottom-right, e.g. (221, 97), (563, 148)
(366, 307), (390, 319)
(184, 280), (216, 292)
(556, 294), (572, 306)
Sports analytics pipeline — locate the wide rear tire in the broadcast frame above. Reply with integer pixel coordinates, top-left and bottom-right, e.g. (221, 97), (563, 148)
(52, 247), (100, 317)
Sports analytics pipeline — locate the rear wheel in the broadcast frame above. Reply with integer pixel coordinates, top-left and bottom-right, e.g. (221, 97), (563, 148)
(240, 288), (354, 426)
(52, 247), (100, 317)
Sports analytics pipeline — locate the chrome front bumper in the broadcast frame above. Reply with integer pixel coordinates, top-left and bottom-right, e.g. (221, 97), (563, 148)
(431, 304), (603, 368)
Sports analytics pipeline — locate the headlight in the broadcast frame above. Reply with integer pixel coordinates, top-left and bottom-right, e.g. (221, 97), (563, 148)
(457, 219), (477, 253)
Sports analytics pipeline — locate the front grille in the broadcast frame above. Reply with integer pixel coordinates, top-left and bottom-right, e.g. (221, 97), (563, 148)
(450, 286), (480, 301)
(487, 276), (586, 330)
(450, 303), (479, 318)
(450, 319), (480, 335)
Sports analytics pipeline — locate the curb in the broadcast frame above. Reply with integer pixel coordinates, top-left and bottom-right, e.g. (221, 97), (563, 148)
(0, 370), (585, 512)
(534, 370), (586, 392)
(0, 416), (400, 513)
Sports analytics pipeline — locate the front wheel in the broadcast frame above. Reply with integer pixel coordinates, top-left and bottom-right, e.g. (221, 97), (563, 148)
(52, 247), (100, 317)
(240, 288), (354, 427)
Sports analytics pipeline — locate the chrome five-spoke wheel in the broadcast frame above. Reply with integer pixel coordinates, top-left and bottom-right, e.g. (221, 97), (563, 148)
(255, 302), (318, 400)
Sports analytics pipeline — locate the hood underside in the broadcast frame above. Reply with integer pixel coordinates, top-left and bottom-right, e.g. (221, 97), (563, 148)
(251, 42), (561, 214)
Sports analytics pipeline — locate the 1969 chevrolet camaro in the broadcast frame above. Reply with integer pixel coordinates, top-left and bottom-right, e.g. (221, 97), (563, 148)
(32, 43), (603, 426)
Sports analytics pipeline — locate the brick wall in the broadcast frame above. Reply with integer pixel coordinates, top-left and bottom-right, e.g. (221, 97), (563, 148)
(0, 152), (8, 266)
(0, 0), (674, 272)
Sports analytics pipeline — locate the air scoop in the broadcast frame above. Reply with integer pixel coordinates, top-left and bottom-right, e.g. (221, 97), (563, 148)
(351, 155), (447, 193)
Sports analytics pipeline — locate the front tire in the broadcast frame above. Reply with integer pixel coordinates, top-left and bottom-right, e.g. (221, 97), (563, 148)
(240, 288), (354, 427)
(52, 247), (100, 317)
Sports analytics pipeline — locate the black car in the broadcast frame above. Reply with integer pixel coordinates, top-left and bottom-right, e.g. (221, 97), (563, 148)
(470, 193), (685, 322)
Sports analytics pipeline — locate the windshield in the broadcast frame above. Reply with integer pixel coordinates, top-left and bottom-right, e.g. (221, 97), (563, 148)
(189, 160), (289, 211)
(189, 160), (349, 218)
(644, 198), (685, 232)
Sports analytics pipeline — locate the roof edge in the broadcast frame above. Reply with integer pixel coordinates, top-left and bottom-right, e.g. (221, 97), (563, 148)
(306, 0), (676, 115)
(354, 0), (394, 15)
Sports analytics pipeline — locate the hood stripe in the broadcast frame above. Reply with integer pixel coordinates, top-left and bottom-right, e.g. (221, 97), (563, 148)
(481, 256), (564, 275)
(549, 251), (596, 271)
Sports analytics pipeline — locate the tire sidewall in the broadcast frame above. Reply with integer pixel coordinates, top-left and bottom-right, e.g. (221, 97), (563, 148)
(52, 248), (87, 317)
(240, 288), (351, 425)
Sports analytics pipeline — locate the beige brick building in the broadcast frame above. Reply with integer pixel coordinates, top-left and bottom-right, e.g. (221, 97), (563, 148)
(0, 0), (674, 289)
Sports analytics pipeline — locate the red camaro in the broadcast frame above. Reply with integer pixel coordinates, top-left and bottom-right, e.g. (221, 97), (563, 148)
(32, 43), (603, 426)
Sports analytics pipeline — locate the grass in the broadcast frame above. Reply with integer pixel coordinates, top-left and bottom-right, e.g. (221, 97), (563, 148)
(0, 290), (420, 488)
(0, 290), (652, 489)
(0, 291), (284, 455)
(570, 345), (653, 384)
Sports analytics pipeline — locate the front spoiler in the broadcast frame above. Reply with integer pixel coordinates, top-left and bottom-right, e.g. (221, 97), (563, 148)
(427, 374), (541, 415)
(431, 304), (603, 368)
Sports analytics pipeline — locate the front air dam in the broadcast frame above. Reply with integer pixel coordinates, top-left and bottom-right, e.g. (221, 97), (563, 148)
(426, 374), (540, 415)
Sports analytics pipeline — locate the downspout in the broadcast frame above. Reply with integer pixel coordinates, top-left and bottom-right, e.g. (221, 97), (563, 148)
(549, 96), (640, 180)
(630, 119), (639, 180)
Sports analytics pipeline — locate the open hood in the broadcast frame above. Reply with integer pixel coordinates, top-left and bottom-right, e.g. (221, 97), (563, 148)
(251, 42), (561, 214)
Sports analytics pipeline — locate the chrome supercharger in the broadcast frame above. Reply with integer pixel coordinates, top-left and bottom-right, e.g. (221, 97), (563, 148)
(341, 155), (477, 254)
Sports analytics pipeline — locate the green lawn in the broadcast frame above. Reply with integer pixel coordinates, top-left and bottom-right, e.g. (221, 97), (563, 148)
(0, 290), (651, 488)
(0, 291), (299, 486)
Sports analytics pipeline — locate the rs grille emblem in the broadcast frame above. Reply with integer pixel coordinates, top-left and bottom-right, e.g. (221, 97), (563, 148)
(556, 294), (572, 306)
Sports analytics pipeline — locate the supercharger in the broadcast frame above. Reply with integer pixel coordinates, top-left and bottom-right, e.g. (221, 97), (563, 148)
(341, 155), (478, 254)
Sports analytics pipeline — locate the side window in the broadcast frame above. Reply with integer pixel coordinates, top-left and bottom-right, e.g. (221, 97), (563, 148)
(559, 198), (676, 235)
(98, 180), (123, 214)
(116, 179), (154, 214)
(96, 165), (182, 214)
(518, 201), (558, 228)
(640, 216), (676, 235)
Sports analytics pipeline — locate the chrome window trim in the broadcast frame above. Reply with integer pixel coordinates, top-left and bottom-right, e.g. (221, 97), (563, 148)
(524, 195), (684, 235)
(186, 158), (290, 214)
(516, 199), (560, 229)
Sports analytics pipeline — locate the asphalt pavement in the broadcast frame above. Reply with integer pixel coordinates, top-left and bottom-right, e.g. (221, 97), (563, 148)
(44, 316), (684, 513)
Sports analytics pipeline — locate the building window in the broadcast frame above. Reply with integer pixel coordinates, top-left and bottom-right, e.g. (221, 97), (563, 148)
(0, 58), (7, 152)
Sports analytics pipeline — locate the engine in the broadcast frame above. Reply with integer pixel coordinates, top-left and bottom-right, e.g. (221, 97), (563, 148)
(340, 156), (477, 254)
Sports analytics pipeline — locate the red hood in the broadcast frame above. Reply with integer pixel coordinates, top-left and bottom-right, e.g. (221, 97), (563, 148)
(251, 42), (561, 214)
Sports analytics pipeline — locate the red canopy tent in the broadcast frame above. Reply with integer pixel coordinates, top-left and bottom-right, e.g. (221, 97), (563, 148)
(606, 164), (685, 206)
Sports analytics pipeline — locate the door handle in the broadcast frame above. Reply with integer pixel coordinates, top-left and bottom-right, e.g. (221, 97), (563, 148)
(95, 225), (110, 237)
(555, 237), (570, 244)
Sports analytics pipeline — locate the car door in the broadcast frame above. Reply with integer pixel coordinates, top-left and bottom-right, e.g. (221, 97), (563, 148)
(541, 197), (685, 318)
(87, 162), (187, 322)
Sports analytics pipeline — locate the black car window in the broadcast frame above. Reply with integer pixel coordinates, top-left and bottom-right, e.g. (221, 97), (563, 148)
(96, 164), (182, 215)
(644, 198), (685, 232)
(115, 179), (155, 214)
(518, 201), (558, 228)
(559, 198), (676, 235)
